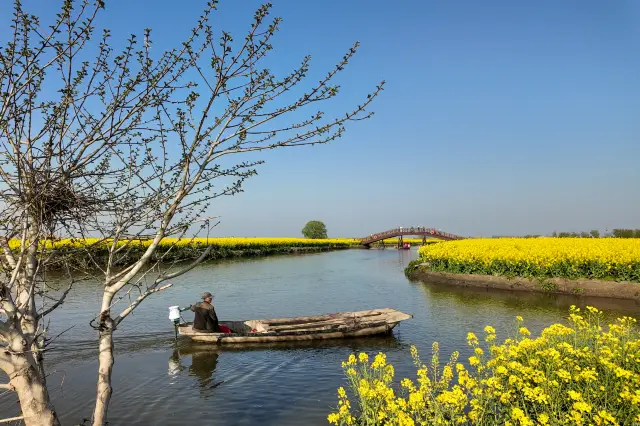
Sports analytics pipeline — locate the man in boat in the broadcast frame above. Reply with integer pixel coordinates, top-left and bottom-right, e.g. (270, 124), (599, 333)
(190, 292), (220, 332)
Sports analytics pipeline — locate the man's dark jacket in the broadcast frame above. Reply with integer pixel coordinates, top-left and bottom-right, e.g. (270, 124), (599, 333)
(191, 301), (219, 332)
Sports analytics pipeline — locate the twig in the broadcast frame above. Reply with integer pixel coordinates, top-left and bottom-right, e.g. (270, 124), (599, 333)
(114, 283), (172, 325)
(37, 281), (73, 320)
(44, 325), (76, 348)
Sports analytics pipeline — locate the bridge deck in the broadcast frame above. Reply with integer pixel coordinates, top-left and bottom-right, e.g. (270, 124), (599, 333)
(360, 227), (463, 245)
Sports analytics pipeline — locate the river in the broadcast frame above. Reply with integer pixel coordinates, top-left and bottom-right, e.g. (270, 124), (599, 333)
(1, 249), (638, 425)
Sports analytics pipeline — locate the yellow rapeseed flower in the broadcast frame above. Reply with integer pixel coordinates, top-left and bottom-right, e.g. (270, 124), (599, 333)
(330, 307), (639, 426)
(418, 238), (640, 282)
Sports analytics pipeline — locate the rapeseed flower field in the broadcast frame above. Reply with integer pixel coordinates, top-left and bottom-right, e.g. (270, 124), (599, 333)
(5, 237), (361, 264)
(329, 306), (640, 425)
(7, 237), (360, 250)
(418, 238), (640, 282)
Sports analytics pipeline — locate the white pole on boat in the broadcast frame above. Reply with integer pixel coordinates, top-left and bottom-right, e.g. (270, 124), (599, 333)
(169, 306), (181, 341)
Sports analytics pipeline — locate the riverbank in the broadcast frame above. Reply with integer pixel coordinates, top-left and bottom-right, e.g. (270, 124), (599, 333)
(406, 263), (640, 301)
(9, 237), (439, 268)
(8, 237), (361, 268)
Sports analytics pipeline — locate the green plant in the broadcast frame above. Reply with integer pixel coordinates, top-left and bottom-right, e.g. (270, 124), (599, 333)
(539, 281), (558, 292)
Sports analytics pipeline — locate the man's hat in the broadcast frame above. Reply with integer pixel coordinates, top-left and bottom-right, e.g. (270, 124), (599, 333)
(201, 291), (213, 299)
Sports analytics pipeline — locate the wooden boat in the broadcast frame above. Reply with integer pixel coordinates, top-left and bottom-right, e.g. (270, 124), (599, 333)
(178, 308), (412, 344)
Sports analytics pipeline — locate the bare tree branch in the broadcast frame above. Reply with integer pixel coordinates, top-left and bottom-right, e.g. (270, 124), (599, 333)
(36, 282), (73, 321)
(112, 283), (173, 326)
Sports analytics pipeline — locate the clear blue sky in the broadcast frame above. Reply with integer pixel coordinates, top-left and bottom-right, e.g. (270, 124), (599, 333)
(4, 1), (639, 237)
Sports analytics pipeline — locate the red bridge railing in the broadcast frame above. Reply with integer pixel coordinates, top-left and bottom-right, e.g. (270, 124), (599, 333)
(360, 227), (464, 245)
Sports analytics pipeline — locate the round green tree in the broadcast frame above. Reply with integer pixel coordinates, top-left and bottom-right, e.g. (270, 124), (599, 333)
(302, 220), (328, 239)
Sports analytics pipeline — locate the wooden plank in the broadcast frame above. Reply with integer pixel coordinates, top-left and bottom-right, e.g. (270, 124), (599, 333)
(260, 313), (348, 326)
(269, 322), (348, 332)
(268, 314), (394, 331)
(261, 309), (388, 326)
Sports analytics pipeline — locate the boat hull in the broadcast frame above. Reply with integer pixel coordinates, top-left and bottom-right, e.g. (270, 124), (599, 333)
(177, 308), (411, 345)
(183, 323), (397, 344)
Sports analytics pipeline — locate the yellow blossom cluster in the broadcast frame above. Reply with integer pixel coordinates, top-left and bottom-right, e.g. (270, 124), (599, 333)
(418, 238), (640, 282)
(329, 306), (640, 425)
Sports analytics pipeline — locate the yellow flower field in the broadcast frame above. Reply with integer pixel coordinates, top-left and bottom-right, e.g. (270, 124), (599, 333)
(7, 237), (361, 250)
(7, 237), (437, 251)
(3, 238), (363, 266)
(329, 306), (640, 425)
(417, 238), (640, 282)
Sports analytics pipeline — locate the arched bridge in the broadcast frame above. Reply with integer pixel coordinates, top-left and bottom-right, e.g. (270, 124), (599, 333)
(360, 227), (464, 247)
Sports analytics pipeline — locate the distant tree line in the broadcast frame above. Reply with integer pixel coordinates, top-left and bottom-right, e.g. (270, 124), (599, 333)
(551, 230), (601, 238)
(550, 229), (640, 238)
(488, 229), (640, 239)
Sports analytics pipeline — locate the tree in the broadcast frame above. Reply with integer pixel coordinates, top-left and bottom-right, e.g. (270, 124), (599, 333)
(302, 221), (328, 239)
(0, 1), (382, 425)
(590, 230), (600, 238)
(612, 229), (635, 238)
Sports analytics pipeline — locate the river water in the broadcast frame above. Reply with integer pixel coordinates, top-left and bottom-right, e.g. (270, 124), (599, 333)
(1, 249), (639, 425)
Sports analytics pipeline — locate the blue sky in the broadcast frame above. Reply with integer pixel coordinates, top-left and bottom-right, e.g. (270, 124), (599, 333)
(3, 1), (639, 237)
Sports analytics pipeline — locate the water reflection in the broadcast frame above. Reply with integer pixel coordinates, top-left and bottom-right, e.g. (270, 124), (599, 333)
(170, 347), (223, 394)
(411, 277), (640, 317)
(190, 351), (221, 390)
(169, 335), (404, 380)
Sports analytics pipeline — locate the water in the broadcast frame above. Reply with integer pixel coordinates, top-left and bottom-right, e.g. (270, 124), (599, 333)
(1, 249), (639, 425)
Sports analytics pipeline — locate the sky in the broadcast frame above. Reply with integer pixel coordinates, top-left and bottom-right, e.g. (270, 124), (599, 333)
(2, 1), (639, 237)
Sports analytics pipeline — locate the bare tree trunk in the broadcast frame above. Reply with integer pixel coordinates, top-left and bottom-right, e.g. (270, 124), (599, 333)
(92, 328), (114, 426)
(8, 354), (60, 426)
(3, 226), (60, 426)
(92, 298), (115, 426)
